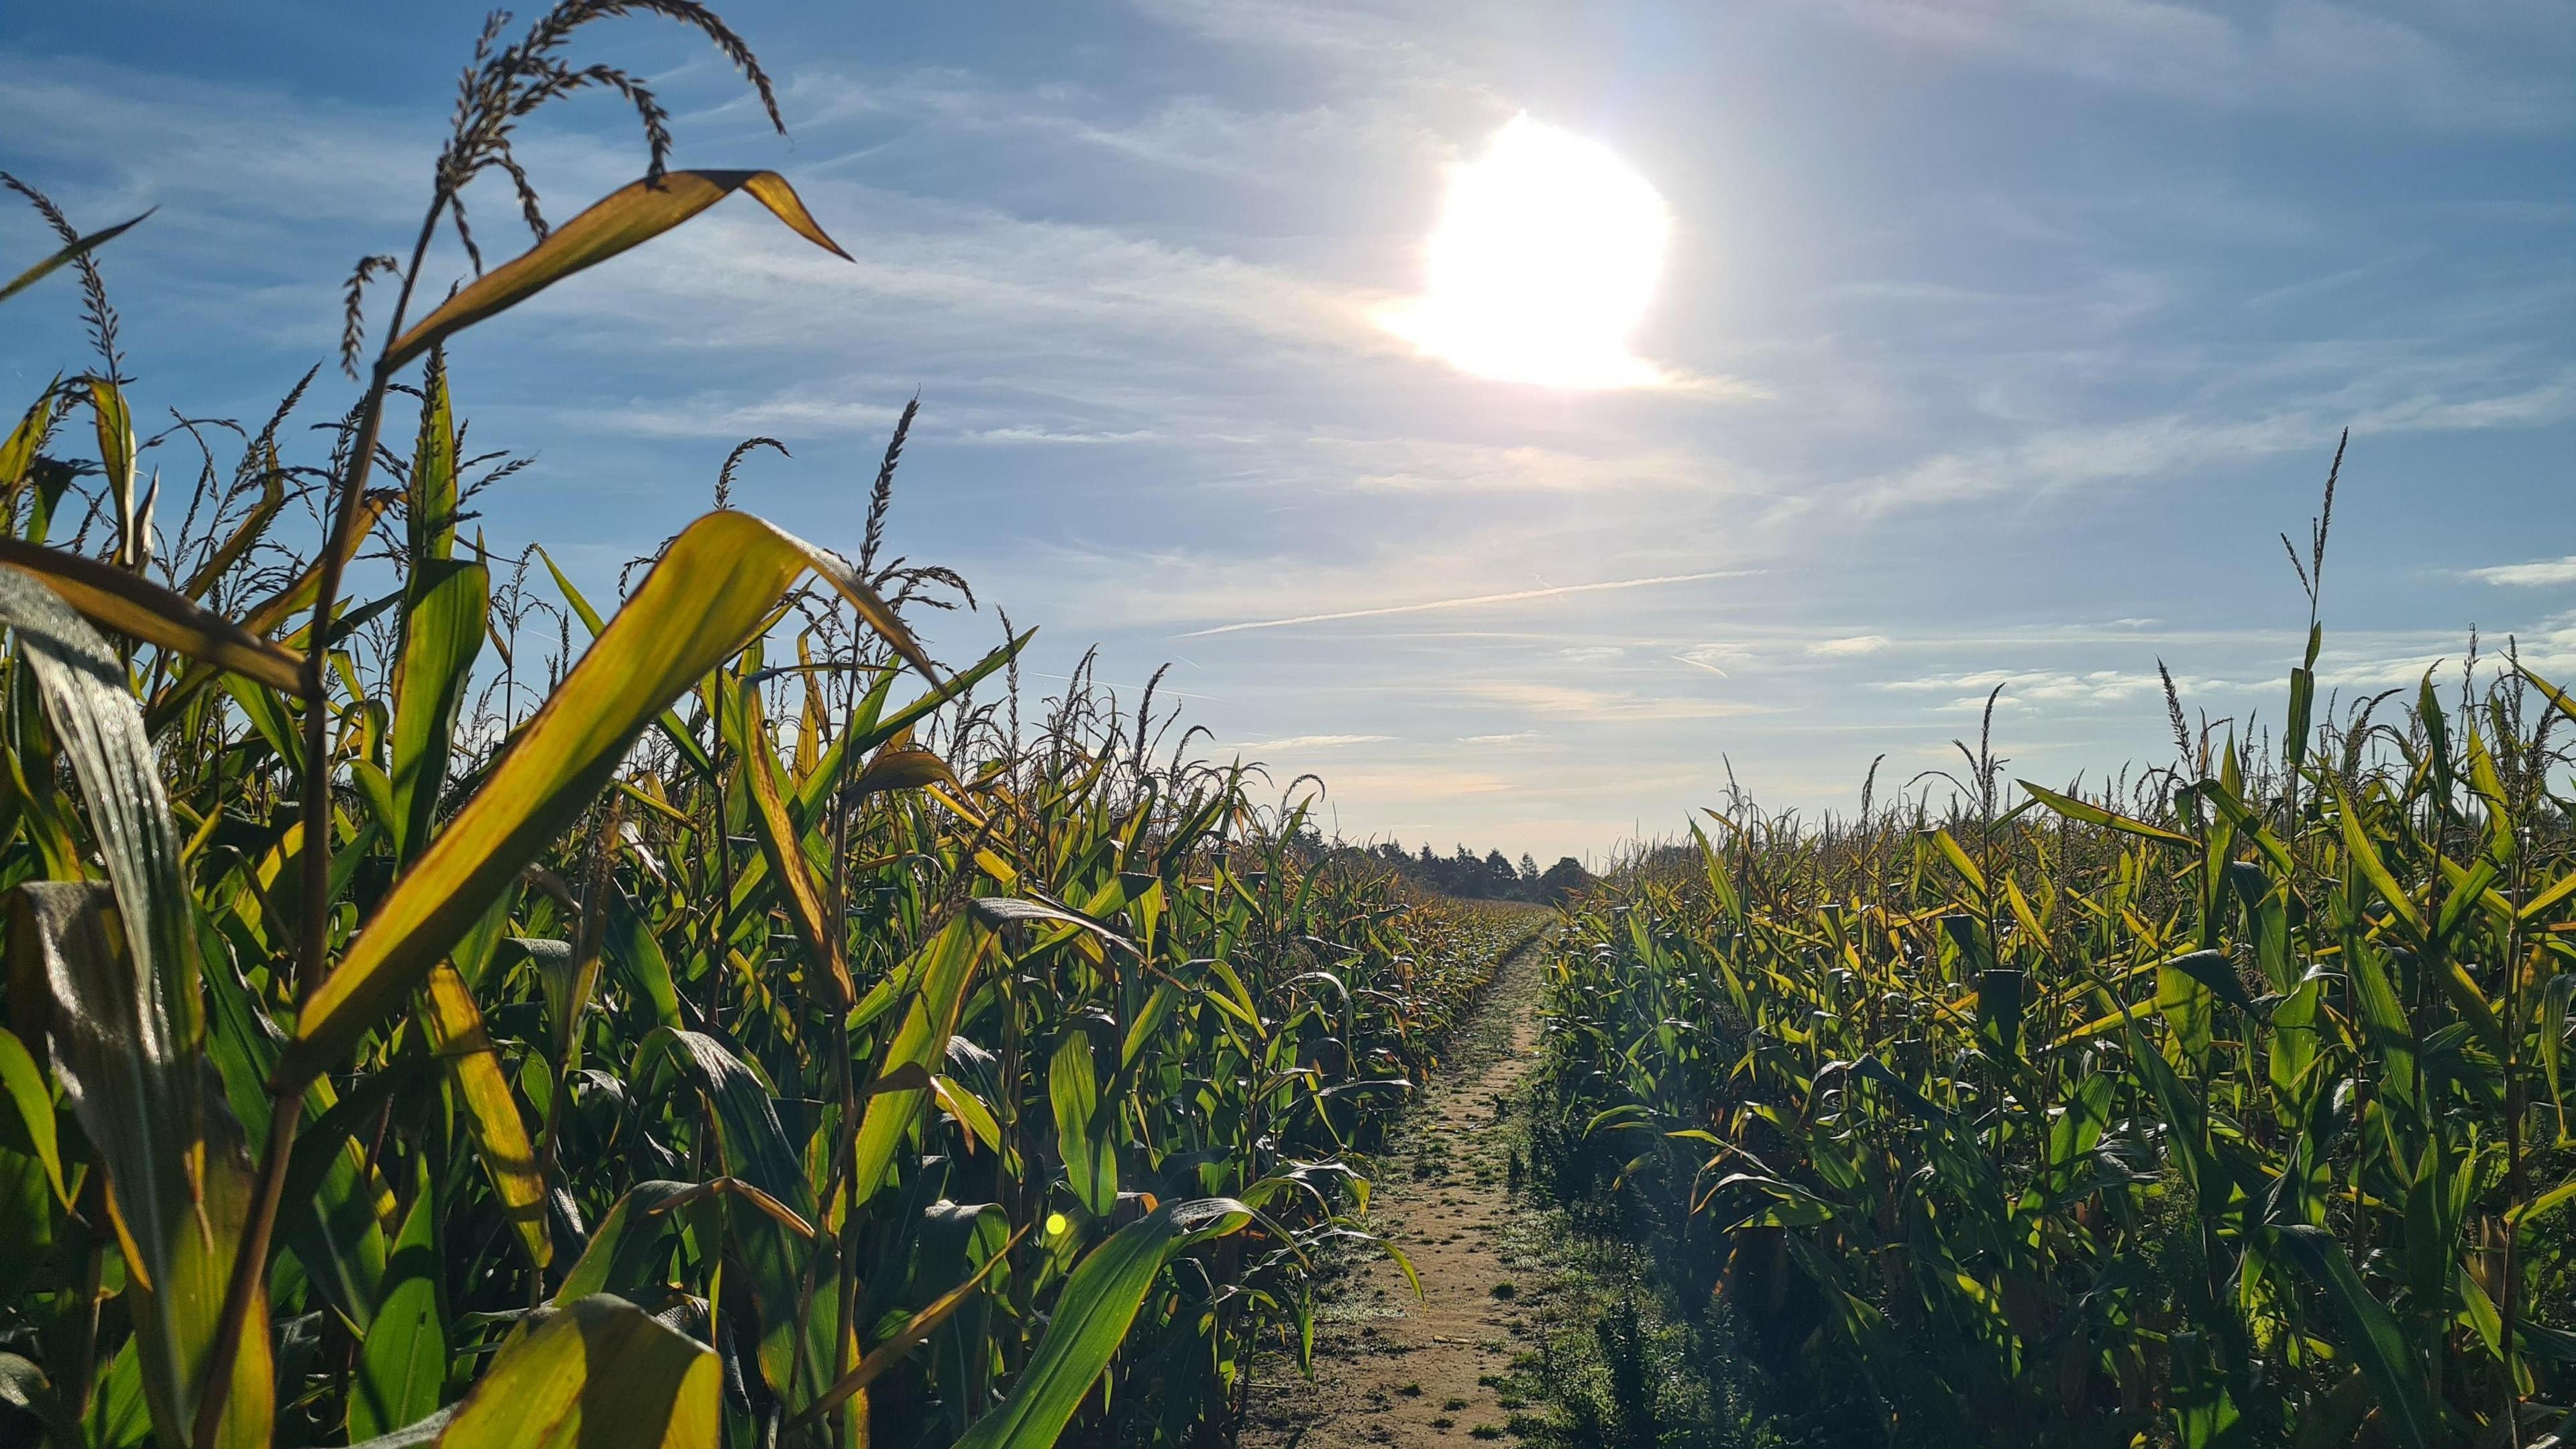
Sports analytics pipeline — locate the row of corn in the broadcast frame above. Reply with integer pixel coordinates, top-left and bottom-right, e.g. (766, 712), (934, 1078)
(1536, 620), (2576, 1445)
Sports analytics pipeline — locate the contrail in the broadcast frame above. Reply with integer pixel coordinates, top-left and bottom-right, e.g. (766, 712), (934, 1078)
(1179, 569), (1754, 638)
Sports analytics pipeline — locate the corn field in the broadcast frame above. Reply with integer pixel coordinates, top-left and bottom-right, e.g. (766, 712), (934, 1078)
(0, 7), (1543, 1448)
(1533, 479), (2576, 1447)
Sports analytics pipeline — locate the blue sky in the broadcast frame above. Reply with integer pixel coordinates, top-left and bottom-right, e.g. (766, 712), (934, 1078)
(3, 0), (2570, 858)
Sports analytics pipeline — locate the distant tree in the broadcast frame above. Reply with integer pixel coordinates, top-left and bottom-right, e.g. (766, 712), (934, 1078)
(1537, 856), (1591, 905)
(1518, 852), (1540, 885)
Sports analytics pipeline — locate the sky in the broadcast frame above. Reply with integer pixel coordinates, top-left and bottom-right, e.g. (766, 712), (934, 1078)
(2, 0), (2570, 860)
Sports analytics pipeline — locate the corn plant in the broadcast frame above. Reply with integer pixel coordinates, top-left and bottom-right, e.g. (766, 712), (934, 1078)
(0, 9), (1517, 1448)
(1537, 453), (2576, 1448)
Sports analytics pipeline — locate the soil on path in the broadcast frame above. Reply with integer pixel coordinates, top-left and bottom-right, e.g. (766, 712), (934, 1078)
(1239, 930), (1554, 1447)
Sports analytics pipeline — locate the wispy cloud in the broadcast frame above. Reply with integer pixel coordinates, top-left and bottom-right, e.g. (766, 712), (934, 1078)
(1322, 438), (1746, 494)
(959, 426), (1159, 445)
(1180, 570), (1755, 637)
(1813, 0), (2573, 134)
(1466, 680), (1770, 722)
(2465, 556), (2576, 587)
(1233, 733), (1393, 749)
(1858, 370), (2576, 511)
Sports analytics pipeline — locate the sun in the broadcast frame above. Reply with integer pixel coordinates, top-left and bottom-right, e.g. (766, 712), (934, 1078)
(1381, 115), (1673, 390)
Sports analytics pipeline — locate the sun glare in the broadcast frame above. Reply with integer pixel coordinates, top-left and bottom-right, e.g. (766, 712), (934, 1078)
(1382, 115), (1672, 390)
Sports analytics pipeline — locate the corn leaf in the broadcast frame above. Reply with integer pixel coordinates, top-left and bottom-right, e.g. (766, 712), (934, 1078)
(429, 1295), (716, 1449)
(417, 964), (547, 1270)
(847, 916), (994, 1209)
(2017, 779), (2196, 847)
(0, 545), (305, 692)
(350, 1173), (447, 1442)
(953, 1199), (1253, 1449)
(384, 172), (849, 373)
(0, 1027), (64, 1210)
(276, 510), (933, 1093)
(1051, 1028), (1116, 1216)
(388, 559), (488, 865)
(0, 209), (148, 306)
(2273, 1225), (2439, 1449)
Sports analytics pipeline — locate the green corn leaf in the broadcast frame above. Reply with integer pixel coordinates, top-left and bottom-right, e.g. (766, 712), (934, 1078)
(635, 1029), (830, 1410)
(351, 1170), (448, 1442)
(409, 354), (458, 567)
(83, 379), (138, 568)
(2334, 785), (2427, 943)
(2517, 863), (2576, 923)
(2274, 1224), (2440, 1449)
(2510, 1177), (2576, 1228)
(784, 1222), (1024, 1434)
(848, 916), (993, 1210)
(954, 1199), (1252, 1449)
(54, 888), (281, 1449)
(553, 1181), (700, 1305)
(2193, 778), (2295, 876)
(0, 1027), (64, 1209)
(2538, 971), (2573, 1128)
(2017, 780), (2196, 847)
(388, 558), (488, 865)
(1051, 1028), (1117, 1217)
(0, 209), (148, 306)
(1924, 828), (1986, 894)
(2163, 948), (2260, 1017)
(603, 890), (684, 1030)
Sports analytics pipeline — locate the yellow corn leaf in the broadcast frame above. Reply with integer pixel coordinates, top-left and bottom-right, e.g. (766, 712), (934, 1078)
(417, 963), (549, 1269)
(385, 171), (849, 373)
(737, 682), (853, 1005)
(431, 1295), (717, 1449)
(0, 540), (303, 692)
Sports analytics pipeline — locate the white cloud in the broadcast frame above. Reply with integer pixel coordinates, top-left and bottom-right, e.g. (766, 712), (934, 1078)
(1808, 634), (1891, 657)
(1884, 667), (2233, 708)
(958, 427), (1159, 445)
(1234, 733), (1394, 749)
(2465, 556), (2576, 587)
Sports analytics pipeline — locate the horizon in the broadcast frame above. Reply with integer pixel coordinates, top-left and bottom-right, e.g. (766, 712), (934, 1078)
(3, 0), (2569, 860)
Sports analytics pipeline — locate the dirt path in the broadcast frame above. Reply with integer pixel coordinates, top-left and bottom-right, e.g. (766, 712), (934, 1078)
(1240, 930), (1554, 1447)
